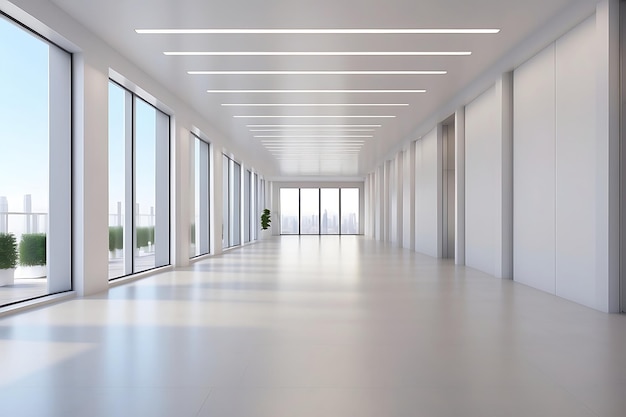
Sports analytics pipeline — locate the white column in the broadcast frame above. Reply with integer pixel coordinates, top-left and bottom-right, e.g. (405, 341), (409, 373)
(596, 0), (620, 312)
(402, 142), (415, 250)
(172, 125), (190, 267)
(48, 46), (72, 294)
(23, 194), (32, 234)
(0, 197), (7, 234)
(72, 56), (109, 296)
(454, 108), (466, 265)
(210, 147), (223, 254)
(395, 152), (403, 246)
(495, 72), (514, 279)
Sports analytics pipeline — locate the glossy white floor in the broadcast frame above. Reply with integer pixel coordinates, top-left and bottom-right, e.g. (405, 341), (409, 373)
(0, 236), (625, 417)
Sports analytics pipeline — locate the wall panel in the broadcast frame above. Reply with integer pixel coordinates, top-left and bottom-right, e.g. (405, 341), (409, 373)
(555, 16), (598, 308)
(513, 44), (557, 293)
(415, 126), (442, 257)
(465, 86), (499, 275)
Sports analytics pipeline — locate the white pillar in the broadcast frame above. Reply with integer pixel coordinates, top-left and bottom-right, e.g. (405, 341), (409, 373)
(495, 72), (514, 279)
(0, 197), (7, 234)
(596, 0), (620, 312)
(24, 194), (32, 234)
(454, 108), (466, 265)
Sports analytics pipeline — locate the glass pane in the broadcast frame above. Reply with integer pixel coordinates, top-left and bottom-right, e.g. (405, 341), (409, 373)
(280, 189), (299, 235)
(191, 137), (209, 257)
(0, 16), (71, 304)
(222, 155), (230, 248)
(300, 189), (319, 234)
(108, 83), (126, 278)
(134, 98), (157, 272)
(320, 188), (340, 235)
(232, 161), (241, 246)
(190, 138), (199, 257)
(251, 173), (257, 240)
(244, 170), (251, 243)
(341, 188), (360, 234)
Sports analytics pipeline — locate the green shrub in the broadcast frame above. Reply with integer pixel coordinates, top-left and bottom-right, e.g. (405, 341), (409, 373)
(19, 233), (46, 266)
(108, 226), (123, 252)
(0, 233), (18, 269)
(261, 208), (271, 230)
(136, 226), (155, 248)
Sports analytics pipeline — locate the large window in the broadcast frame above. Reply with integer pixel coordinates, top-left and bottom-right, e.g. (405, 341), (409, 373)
(0, 15), (71, 306)
(341, 188), (360, 234)
(223, 155), (242, 248)
(279, 188), (360, 235)
(300, 189), (320, 235)
(280, 189), (299, 235)
(190, 134), (210, 258)
(320, 188), (340, 235)
(244, 170), (252, 243)
(108, 81), (170, 279)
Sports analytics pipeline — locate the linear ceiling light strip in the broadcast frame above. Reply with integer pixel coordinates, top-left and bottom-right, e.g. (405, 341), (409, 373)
(190, 70), (445, 75)
(255, 135), (372, 138)
(247, 124), (382, 127)
(250, 129), (376, 132)
(167, 51), (470, 56)
(235, 115), (395, 118)
(222, 103), (409, 107)
(137, 29), (500, 34)
(210, 90), (425, 93)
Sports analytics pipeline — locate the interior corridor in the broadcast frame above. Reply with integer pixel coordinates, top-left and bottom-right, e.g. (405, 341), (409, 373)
(0, 236), (625, 417)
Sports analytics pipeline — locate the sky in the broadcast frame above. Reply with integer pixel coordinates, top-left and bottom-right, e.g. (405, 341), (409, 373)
(0, 17), (49, 213)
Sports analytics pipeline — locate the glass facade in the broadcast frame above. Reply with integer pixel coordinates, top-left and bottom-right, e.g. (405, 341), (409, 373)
(108, 82), (170, 279)
(190, 134), (210, 258)
(0, 15), (72, 306)
(279, 188), (360, 235)
(280, 189), (299, 235)
(223, 155), (242, 248)
(300, 189), (320, 235)
(340, 188), (360, 234)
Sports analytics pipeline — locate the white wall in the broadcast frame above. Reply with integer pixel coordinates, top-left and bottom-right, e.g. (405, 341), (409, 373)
(414, 126), (442, 257)
(513, 44), (557, 294)
(554, 16), (603, 309)
(464, 74), (513, 279)
(510, 10), (618, 312)
(362, 3), (619, 313)
(464, 85), (499, 276)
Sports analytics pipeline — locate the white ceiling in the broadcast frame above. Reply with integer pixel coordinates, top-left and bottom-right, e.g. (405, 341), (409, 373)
(51, 0), (597, 178)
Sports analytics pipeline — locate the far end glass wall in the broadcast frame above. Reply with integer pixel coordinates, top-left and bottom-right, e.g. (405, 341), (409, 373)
(190, 135), (210, 258)
(278, 187), (360, 235)
(280, 189), (299, 234)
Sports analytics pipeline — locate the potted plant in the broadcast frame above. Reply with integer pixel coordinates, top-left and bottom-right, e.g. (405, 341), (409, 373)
(260, 208), (271, 239)
(108, 226), (123, 259)
(0, 233), (18, 286)
(17, 233), (47, 278)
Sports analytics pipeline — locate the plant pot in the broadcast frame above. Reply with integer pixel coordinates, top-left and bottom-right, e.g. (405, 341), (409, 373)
(260, 229), (272, 240)
(0, 268), (15, 286)
(15, 265), (47, 279)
